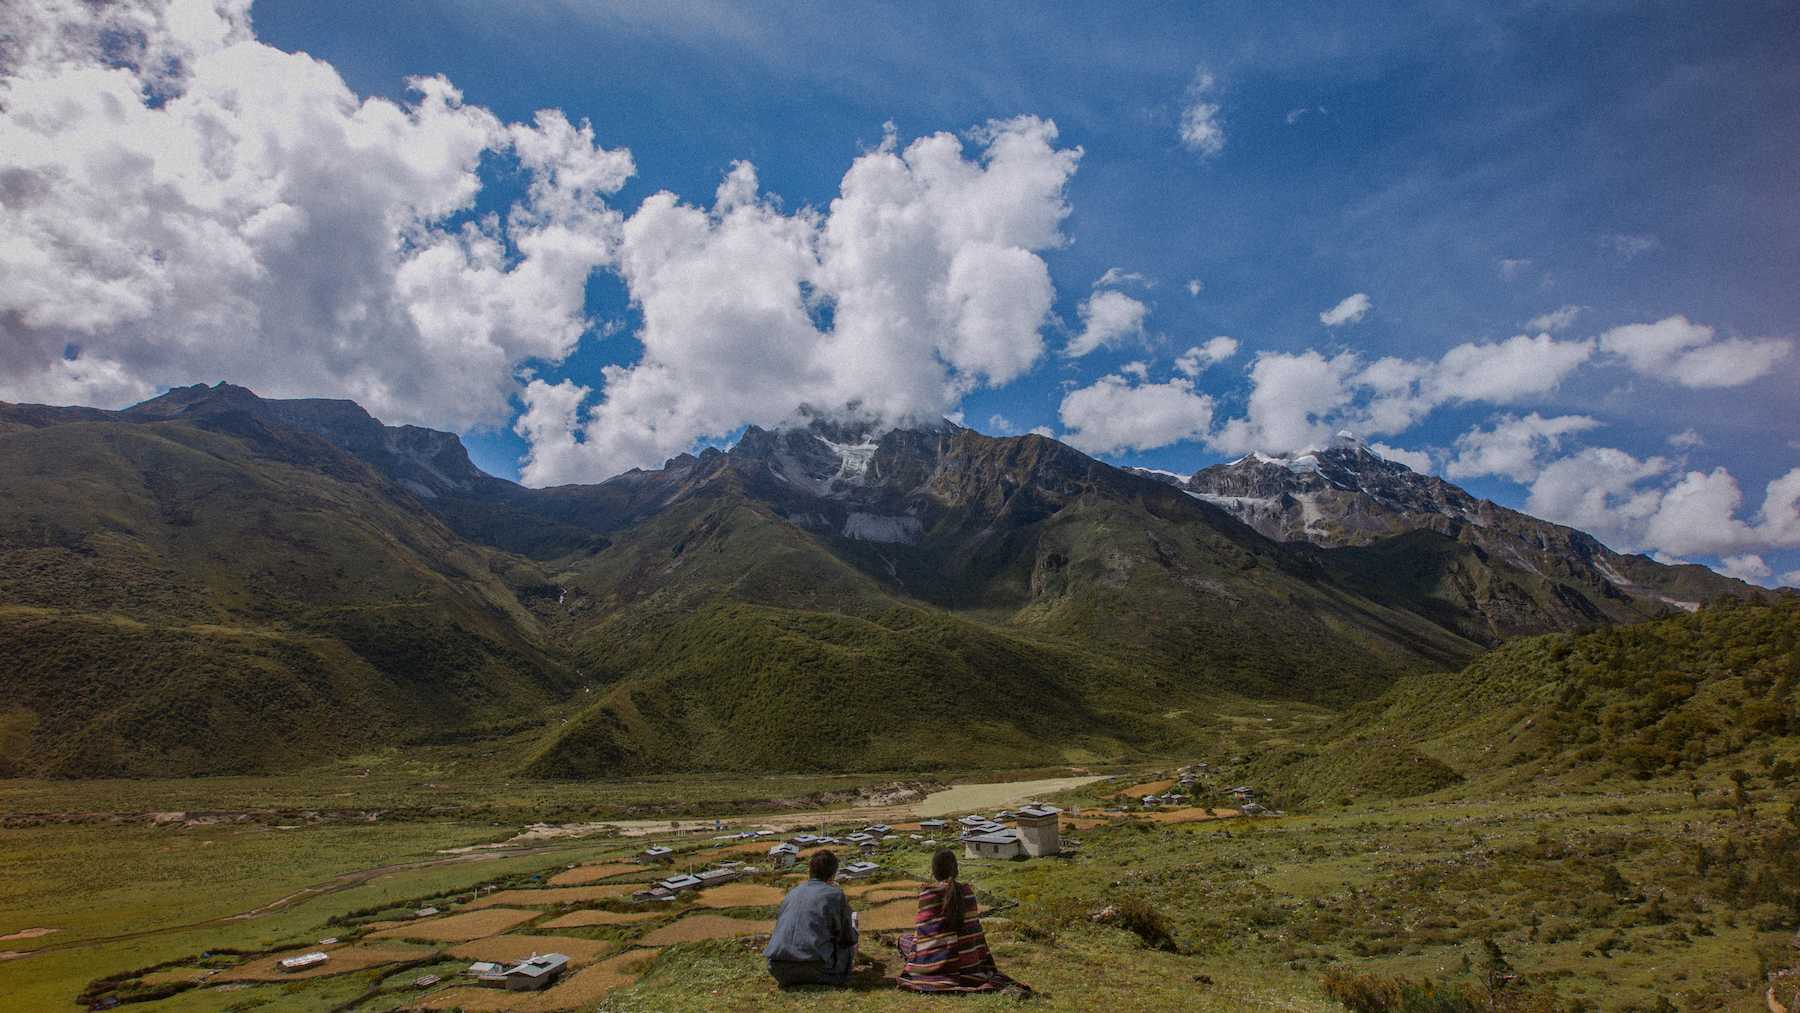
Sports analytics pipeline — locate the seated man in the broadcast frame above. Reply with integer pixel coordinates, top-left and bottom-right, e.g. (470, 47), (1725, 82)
(764, 849), (859, 987)
(897, 848), (1028, 994)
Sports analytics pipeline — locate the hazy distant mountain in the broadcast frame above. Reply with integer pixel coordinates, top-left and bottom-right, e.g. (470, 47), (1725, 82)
(1137, 432), (1756, 642)
(0, 384), (1772, 777)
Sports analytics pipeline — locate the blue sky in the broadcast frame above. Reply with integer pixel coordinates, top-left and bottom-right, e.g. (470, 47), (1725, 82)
(3, 1), (1797, 582)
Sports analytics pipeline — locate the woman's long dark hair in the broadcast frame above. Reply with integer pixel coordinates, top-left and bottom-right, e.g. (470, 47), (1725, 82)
(931, 848), (965, 931)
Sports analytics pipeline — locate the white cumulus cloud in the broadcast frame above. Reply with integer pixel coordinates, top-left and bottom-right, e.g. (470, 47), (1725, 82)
(1446, 413), (1603, 483)
(1525, 445), (1800, 559)
(1319, 292), (1371, 327)
(1066, 287), (1149, 357)
(1058, 374), (1215, 456)
(1211, 350), (1357, 454)
(1173, 337), (1239, 377)
(0, 0), (632, 429)
(1715, 554), (1771, 584)
(1599, 315), (1791, 388)
(1209, 332), (1594, 455)
(519, 116), (1082, 484)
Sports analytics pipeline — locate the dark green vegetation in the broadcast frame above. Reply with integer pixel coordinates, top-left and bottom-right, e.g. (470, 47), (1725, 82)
(0, 382), (1780, 778)
(0, 394), (574, 776)
(1347, 598), (1800, 786)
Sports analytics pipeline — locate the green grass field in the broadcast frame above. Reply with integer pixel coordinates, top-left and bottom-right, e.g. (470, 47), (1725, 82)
(3, 762), (1795, 1012)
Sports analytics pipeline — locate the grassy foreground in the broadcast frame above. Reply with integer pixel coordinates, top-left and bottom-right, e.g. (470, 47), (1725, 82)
(2, 765), (1796, 1012)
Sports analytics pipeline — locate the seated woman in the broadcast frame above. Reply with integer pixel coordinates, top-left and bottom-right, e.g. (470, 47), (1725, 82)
(764, 850), (859, 987)
(896, 848), (1029, 994)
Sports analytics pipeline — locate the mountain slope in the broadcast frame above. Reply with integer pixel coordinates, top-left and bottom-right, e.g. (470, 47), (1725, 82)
(0, 382), (1770, 778)
(0, 395), (576, 776)
(1156, 432), (1762, 643)
(1343, 597), (1800, 784)
(519, 432), (1486, 776)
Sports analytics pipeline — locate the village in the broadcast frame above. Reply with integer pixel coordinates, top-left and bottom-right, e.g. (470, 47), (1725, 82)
(76, 767), (1265, 1009)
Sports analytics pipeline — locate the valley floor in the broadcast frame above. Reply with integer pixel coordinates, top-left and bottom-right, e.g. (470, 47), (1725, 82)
(3, 762), (1797, 1013)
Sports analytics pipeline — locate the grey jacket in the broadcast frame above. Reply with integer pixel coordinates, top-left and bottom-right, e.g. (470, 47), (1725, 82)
(763, 878), (857, 963)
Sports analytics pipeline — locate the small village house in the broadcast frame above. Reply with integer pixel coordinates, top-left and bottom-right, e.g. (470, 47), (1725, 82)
(498, 953), (569, 991)
(696, 867), (742, 886)
(1014, 804), (1062, 857)
(963, 830), (1023, 860)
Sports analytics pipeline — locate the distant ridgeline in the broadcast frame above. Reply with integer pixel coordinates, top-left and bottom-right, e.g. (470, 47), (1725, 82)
(0, 383), (1783, 778)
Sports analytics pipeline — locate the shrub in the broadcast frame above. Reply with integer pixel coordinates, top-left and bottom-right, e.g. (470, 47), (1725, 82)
(1110, 891), (1177, 951)
(1011, 894), (1087, 944)
(1320, 967), (1481, 1013)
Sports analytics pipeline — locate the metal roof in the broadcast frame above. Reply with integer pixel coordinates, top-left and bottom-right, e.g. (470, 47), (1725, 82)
(965, 831), (1020, 845)
(507, 953), (569, 977)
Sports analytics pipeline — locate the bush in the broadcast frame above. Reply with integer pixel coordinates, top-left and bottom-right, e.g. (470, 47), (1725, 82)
(1110, 892), (1177, 951)
(1011, 894), (1087, 944)
(1320, 967), (1481, 1013)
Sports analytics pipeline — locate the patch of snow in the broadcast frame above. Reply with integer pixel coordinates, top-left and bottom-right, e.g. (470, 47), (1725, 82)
(1657, 596), (1701, 613)
(1189, 492), (1281, 512)
(1294, 491), (1324, 532)
(1247, 451), (1321, 474)
(1502, 547), (1545, 577)
(1591, 556), (1634, 588)
(842, 512), (923, 544)
(1131, 467), (1189, 481)
(819, 438), (881, 484)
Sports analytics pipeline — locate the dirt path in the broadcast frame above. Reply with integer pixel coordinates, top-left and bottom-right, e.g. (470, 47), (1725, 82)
(512, 775), (1110, 843)
(915, 775), (1108, 817)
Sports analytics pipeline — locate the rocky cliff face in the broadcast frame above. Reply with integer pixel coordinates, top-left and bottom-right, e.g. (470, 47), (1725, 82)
(1170, 431), (1751, 622)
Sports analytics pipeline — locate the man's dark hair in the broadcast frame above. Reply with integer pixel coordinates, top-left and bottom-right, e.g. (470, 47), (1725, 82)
(808, 849), (839, 881)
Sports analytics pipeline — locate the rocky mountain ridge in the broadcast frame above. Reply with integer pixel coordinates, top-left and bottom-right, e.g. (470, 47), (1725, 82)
(0, 382), (1777, 777)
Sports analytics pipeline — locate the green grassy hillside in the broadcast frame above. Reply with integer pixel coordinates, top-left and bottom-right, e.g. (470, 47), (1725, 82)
(8, 384), (1779, 783)
(0, 414), (575, 776)
(517, 451), (1489, 777)
(1332, 599), (1800, 787)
